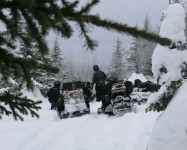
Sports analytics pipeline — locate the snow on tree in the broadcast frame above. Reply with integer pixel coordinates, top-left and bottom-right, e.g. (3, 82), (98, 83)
(127, 17), (157, 76)
(18, 42), (57, 97)
(139, 16), (157, 76)
(146, 4), (187, 150)
(177, 0), (187, 40)
(123, 49), (132, 78)
(109, 37), (126, 79)
(51, 37), (62, 68)
(127, 33), (142, 74)
(51, 37), (67, 82)
(0, 32), (43, 121)
(147, 3), (186, 112)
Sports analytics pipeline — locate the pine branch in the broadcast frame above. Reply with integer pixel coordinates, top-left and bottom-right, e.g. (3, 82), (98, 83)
(79, 15), (172, 47)
(0, 92), (42, 121)
(61, 0), (79, 10)
(19, 8), (48, 54)
(78, 22), (98, 50)
(79, 0), (99, 14)
(0, 105), (11, 119)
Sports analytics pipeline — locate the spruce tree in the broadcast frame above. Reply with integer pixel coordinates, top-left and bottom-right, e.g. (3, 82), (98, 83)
(139, 16), (157, 76)
(127, 36), (142, 74)
(18, 42), (56, 97)
(109, 37), (126, 79)
(51, 36), (68, 82)
(127, 16), (157, 76)
(0, 0), (172, 120)
(51, 37), (62, 68)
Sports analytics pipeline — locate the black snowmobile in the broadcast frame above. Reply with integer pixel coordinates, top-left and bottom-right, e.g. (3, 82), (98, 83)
(57, 81), (92, 119)
(97, 72), (135, 116)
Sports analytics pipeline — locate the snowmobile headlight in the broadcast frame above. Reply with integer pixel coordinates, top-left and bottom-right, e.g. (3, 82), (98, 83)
(115, 83), (122, 88)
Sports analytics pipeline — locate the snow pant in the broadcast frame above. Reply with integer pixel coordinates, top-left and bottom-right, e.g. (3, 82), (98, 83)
(101, 95), (111, 110)
(96, 84), (103, 102)
(85, 97), (90, 109)
(57, 97), (65, 113)
(48, 99), (57, 110)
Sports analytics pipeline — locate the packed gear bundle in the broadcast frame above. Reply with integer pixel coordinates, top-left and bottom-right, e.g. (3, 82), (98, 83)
(57, 81), (94, 119)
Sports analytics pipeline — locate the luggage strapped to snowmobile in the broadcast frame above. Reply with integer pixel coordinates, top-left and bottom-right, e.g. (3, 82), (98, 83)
(57, 81), (90, 119)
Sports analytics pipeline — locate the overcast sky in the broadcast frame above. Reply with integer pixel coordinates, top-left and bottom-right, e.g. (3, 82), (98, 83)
(47, 0), (169, 65)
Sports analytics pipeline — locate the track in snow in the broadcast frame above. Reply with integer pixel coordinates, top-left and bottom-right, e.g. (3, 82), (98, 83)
(0, 99), (160, 150)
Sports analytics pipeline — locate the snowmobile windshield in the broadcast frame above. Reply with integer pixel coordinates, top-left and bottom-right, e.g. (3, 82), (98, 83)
(106, 72), (118, 80)
(106, 72), (118, 83)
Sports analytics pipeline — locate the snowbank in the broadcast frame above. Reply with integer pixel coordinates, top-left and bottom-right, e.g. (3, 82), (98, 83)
(128, 73), (148, 83)
(21, 86), (45, 101)
(148, 81), (187, 150)
(0, 88), (160, 150)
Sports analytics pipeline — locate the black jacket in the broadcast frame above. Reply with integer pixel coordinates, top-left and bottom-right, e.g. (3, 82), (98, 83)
(92, 70), (107, 86)
(47, 86), (61, 103)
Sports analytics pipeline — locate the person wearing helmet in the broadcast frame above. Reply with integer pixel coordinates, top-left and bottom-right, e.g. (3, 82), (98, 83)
(82, 82), (93, 112)
(47, 81), (63, 110)
(92, 65), (107, 102)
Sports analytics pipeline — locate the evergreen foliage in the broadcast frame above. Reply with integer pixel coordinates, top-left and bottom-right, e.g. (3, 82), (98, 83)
(18, 42), (57, 97)
(51, 37), (68, 82)
(127, 16), (157, 75)
(109, 37), (126, 79)
(146, 80), (181, 112)
(0, 0), (172, 120)
(0, 92), (42, 121)
(127, 36), (142, 74)
(51, 37), (62, 67)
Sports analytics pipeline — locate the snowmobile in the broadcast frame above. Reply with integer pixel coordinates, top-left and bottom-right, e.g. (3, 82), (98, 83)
(97, 72), (135, 116)
(57, 81), (90, 119)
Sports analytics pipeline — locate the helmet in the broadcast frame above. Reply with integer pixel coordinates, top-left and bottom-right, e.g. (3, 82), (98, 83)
(54, 81), (60, 87)
(93, 65), (99, 71)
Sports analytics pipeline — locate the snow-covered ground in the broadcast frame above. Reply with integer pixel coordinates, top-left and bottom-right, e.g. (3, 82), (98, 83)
(148, 80), (187, 150)
(1, 3), (187, 150)
(128, 73), (148, 83)
(0, 89), (160, 150)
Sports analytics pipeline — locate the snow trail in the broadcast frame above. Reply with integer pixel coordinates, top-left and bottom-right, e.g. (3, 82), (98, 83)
(0, 97), (160, 150)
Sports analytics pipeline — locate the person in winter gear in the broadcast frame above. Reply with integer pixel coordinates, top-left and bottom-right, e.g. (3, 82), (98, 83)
(124, 81), (133, 96)
(92, 65), (107, 102)
(47, 81), (63, 110)
(83, 82), (93, 112)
